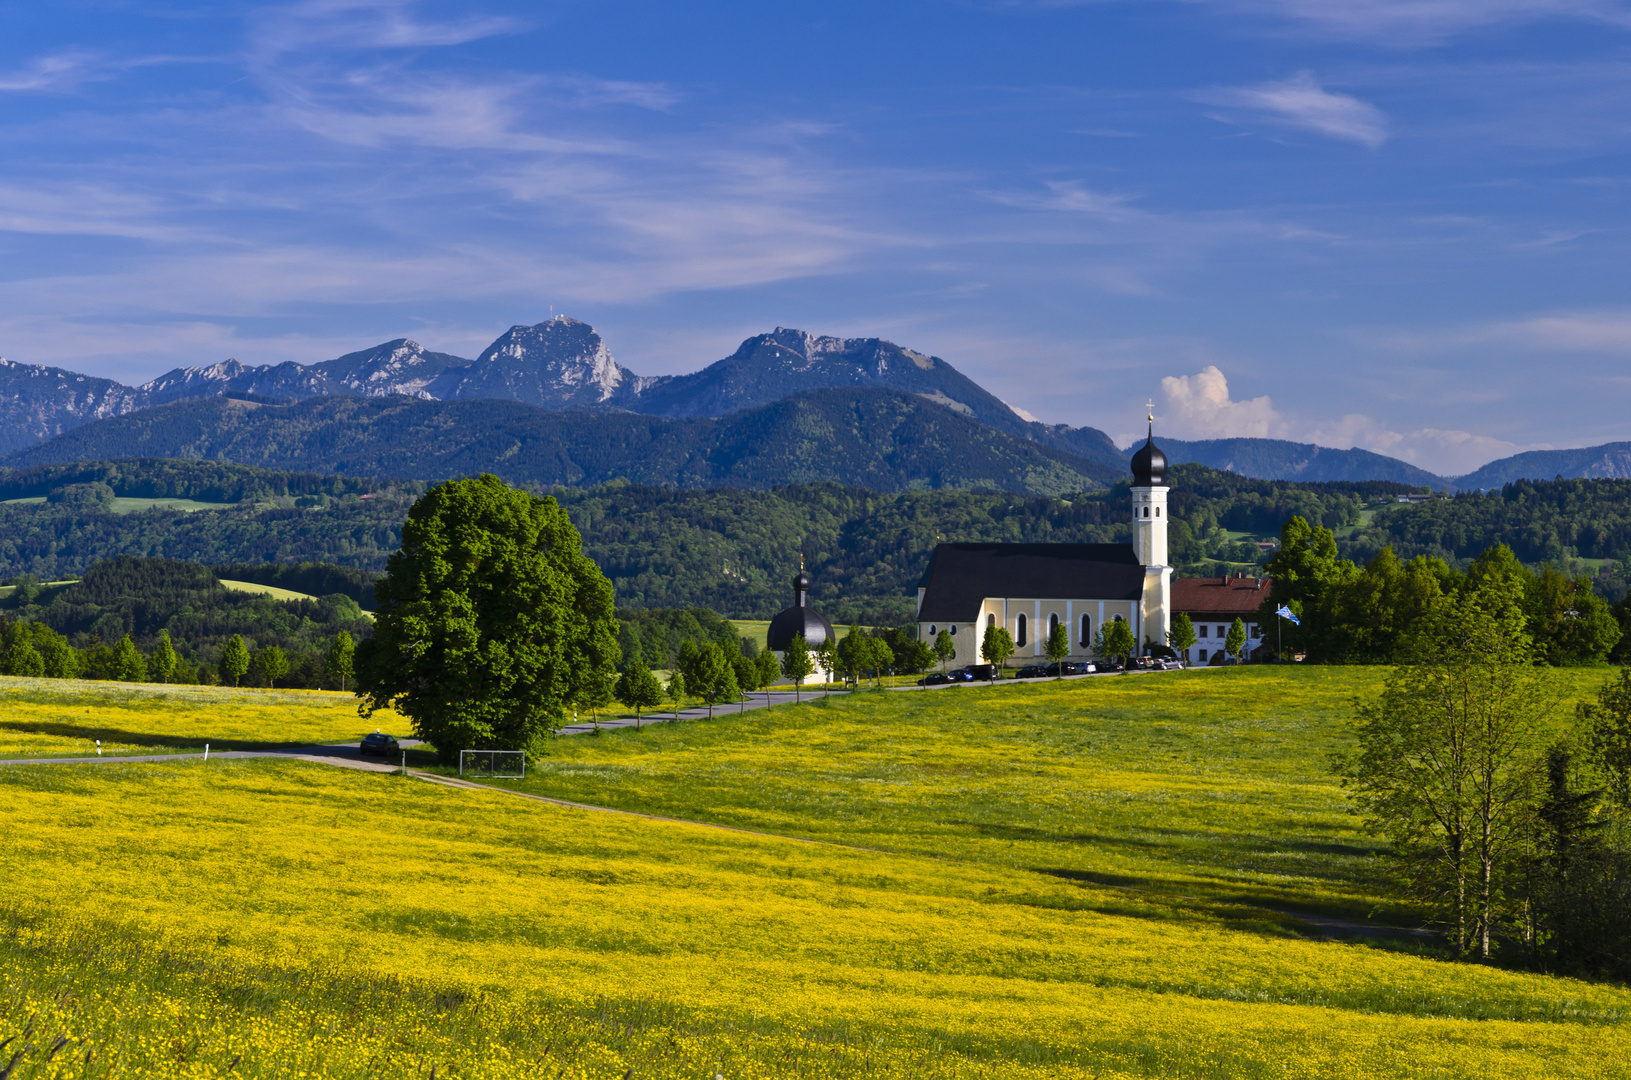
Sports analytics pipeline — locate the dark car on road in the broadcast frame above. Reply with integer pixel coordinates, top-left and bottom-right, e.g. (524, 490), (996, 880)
(917, 671), (962, 686)
(1015, 666), (1049, 679)
(360, 732), (400, 756)
(960, 664), (997, 681)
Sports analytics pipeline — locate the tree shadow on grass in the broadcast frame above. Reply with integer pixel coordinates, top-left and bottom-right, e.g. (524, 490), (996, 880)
(951, 817), (1377, 859)
(0, 719), (354, 754)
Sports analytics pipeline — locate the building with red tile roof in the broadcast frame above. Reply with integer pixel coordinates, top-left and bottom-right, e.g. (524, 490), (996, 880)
(1170, 574), (1273, 664)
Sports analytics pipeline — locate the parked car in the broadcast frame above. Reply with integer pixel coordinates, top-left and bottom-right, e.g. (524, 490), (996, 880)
(360, 732), (400, 756)
(960, 664), (997, 681)
(1015, 665), (1049, 679)
(917, 672), (960, 686)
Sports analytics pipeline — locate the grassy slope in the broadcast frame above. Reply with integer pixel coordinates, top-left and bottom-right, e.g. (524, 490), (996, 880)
(0, 676), (407, 757)
(487, 666), (1608, 921)
(1, 758), (1628, 1080)
(1, 666), (1628, 1078)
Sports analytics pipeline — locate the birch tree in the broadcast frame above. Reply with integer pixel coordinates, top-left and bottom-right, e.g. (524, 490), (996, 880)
(1337, 575), (1554, 959)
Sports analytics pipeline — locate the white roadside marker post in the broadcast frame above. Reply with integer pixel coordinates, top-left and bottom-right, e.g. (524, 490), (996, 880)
(96, 740), (101, 756)
(204, 743), (209, 762)
(401, 750), (406, 777)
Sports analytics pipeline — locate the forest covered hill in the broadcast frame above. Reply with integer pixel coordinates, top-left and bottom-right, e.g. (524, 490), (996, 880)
(4, 388), (1122, 496)
(10, 457), (1631, 619)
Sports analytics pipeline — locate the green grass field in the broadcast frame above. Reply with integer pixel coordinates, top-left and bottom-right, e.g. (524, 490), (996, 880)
(0, 494), (230, 513)
(480, 666), (1610, 920)
(1, 666), (1628, 1078)
(0, 676), (407, 757)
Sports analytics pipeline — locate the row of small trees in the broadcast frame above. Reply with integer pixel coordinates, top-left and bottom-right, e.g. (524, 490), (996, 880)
(0, 619), (357, 689)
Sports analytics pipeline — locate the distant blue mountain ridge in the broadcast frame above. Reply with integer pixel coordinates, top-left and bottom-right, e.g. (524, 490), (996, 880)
(1123, 436), (1631, 491)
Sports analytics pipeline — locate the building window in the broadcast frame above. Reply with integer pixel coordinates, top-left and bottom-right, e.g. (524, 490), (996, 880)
(1015, 612), (1027, 647)
(1143, 506), (1150, 518)
(1198, 649), (1208, 661)
(1048, 612), (1059, 638)
(929, 625), (937, 637)
(987, 613), (996, 629)
(1251, 625), (1261, 639)
(1113, 614), (1124, 622)
(1080, 613), (1091, 646)
(949, 625), (958, 636)
(1198, 625), (1209, 637)
(1155, 506), (1160, 517)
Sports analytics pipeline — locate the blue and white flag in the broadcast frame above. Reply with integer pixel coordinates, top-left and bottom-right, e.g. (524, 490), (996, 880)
(1275, 605), (1300, 626)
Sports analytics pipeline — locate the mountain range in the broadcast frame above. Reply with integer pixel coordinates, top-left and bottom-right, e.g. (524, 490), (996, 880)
(3, 388), (1121, 496)
(2, 316), (1624, 491)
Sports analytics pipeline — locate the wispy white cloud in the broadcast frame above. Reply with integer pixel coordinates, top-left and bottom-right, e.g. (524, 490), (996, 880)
(1376, 308), (1631, 354)
(252, 0), (524, 57)
(1025, 1), (1631, 46)
(1198, 71), (1389, 148)
(0, 50), (106, 92)
(1205, 0), (1631, 46)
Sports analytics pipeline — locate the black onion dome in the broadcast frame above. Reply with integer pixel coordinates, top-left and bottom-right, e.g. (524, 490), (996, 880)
(767, 606), (834, 651)
(1130, 427), (1167, 487)
(767, 568), (833, 651)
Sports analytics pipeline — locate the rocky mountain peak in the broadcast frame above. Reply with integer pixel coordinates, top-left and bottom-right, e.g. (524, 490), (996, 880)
(437, 317), (635, 407)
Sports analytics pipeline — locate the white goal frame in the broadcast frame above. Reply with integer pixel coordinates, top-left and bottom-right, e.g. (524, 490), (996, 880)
(459, 750), (526, 779)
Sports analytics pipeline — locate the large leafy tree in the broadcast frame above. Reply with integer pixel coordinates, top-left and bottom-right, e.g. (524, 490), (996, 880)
(1258, 515), (1358, 660)
(1337, 573), (1555, 959)
(356, 475), (619, 762)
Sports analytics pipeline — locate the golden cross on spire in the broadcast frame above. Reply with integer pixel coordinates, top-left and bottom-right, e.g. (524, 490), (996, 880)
(1145, 398), (1155, 424)
(799, 552), (805, 571)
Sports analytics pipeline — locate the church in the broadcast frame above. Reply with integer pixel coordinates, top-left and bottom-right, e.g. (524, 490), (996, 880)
(915, 422), (1173, 664)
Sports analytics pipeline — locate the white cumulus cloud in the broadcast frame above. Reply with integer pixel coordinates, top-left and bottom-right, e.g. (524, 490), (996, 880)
(1161, 365), (1283, 438)
(1157, 365), (1528, 476)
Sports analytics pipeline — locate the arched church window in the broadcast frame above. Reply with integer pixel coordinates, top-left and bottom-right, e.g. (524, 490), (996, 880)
(1113, 613), (1124, 622)
(1016, 613), (1027, 647)
(1155, 506), (1160, 517)
(949, 625), (958, 636)
(1079, 613), (1091, 645)
(1049, 612), (1059, 636)
(1143, 506), (1150, 518)
(987, 613), (995, 629)
(929, 625), (937, 637)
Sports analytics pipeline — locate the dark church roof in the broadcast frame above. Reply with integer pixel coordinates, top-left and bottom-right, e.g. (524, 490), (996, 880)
(1130, 425), (1167, 487)
(767, 570), (834, 650)
(916, 543), (1146, 622)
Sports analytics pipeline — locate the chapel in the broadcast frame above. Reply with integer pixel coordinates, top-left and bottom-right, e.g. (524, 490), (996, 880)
(914, 420), (1173, 663)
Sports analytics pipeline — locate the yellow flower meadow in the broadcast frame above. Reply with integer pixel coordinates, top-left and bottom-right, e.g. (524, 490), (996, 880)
(1, 754), (1628, 1078)
(0, 675), (406, 758)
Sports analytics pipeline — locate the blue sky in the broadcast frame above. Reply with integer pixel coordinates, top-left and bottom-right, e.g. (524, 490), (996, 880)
(3, 1), (1631, 475)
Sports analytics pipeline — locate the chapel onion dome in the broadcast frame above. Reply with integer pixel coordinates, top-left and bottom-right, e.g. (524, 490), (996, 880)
(1130, 423), (1167, 487)
(767, 569), (834, 651)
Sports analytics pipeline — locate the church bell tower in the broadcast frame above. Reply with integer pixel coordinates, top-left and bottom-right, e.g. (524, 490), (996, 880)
(1129, 408), (1171, 650)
